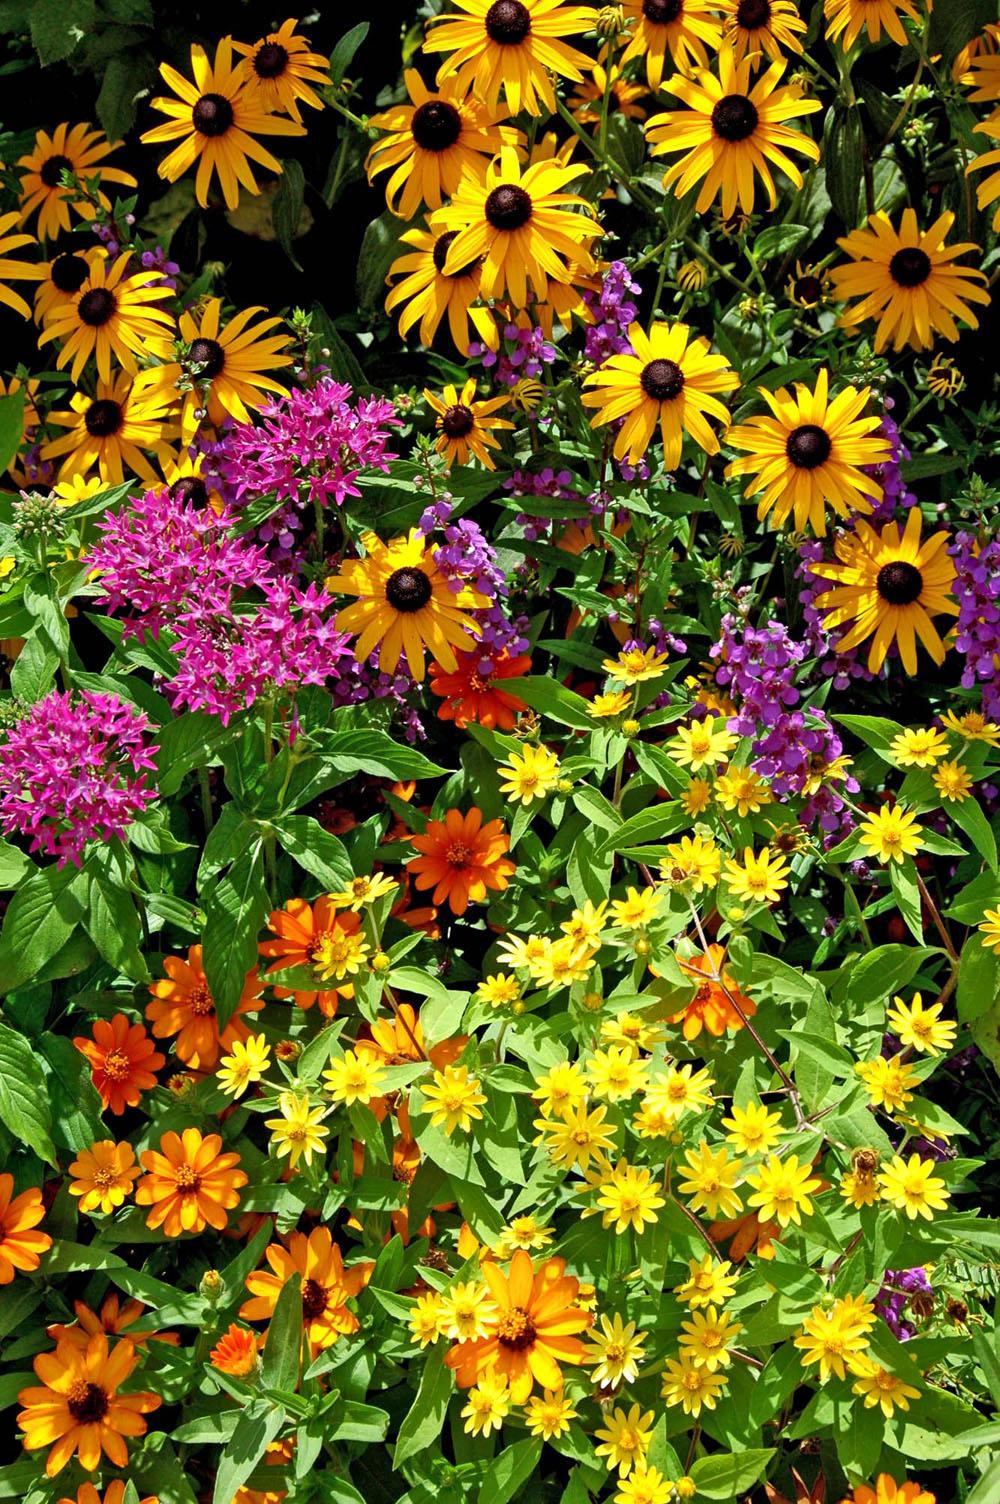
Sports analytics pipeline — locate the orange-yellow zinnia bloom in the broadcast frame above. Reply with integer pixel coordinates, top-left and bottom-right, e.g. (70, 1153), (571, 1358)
(242, 1227), (374, 1355)
(146, 944), (262, 1070)
(17, 1333), (160, 1476)
(407, 806), (516, 914)
(210, 1323), (260, 1376)
(0, 1173), (51, 1283)
(136, 1128), (247, 1237)
(670, 945), (757, 1040)
(259, 896), (360, 1015)
(73, 1013), (165, 1114)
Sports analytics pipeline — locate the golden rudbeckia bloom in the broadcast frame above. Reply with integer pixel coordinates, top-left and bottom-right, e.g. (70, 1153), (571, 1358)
(725, 369), (891, 535)
(37, 251), (175, 384)
(232, 18), (332, 123)
(385, 221), (498, 355)
(646, 49), (821, 218)
(150, 297), (293, 438)
(425, 378), (513, 470)
(141, 38), (305, 210)
(825, 0), (922, 51)
(718, 0), (807, 62)
(327, 528), (488, 680)
(967, 117), (1000, 231)
(367, 70), (518, 220)
(34, 246), (108, 326)
(810, 508), (958, 676)
(830, 210), (990, 352)
(17, 123), (137, 242)
(0, 209), (47, 319)
(17, 1333), (160, 1476)
(620, 0), (722, 88)
(582, 319), (738, 467)
(424, 0), (594, 116)
(436, 145), (602, 308)
(43, 371), (176, 486)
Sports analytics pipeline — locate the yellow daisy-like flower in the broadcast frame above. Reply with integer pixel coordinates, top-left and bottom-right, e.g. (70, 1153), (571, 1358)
(409, 1291), (450, 1347)
(18, 123), (136, 241)
(531, 1059), (587, 1119)
(886, 993), (957, 1057)
(441, 1280), (498, 1341)
(744, 1153), (822, 1228)
(890, 726), (950, 768)
(589, 689), (634, 718)
(677, 1305), (742, 1371)
(425, 379), (513, 471)
(583, 319), (737, 469)
(328, 873), (398, 911)
(934, 760), (973, 803)
(810, 509), (958, 677)
(659, 833), (721, 893)
(460, 1372), (510, 1436)
(385, 220), (497, 357)
(0, 211), (46, 321)
(723, 845), (790, 905)
(68, 1140), (141, 1215)
(725, 370), (890, 536)
(639, 1063), (715, 1132)
(596, 1159), (666, 1235)
(323, 1049), (388, 1108)
(217, 1034), (271, 1098)
(435, 145), (602, 309)
(583, 1313), (647, 1390)
(680, 776), (712, 815)
(660, 1353), (729, 1415)
(594, 1403), (655, 1476)
(721, 1100), (783, 1155)
(668, 714), (737, 772)
(940, 709), (1000, 746)
(231, 18), (332, 123)
(616, 1468), (676, 1504)
(477, 972), (522, 1010)
(424, 0), (594, 116)
(603, 644), (671, 684)
(620, 0), (722, 90)
(609, 886), (661, 929)
(856, 1055), (919, 1112)
(841, 1167), (882, 1209)
(264, 1091), (329, 1170)
(421, 1064), (487, 1135)
(830, 210), (989, 353)
(588, 1047), (649, 1103)
(645, 49), (821, 219)
(967, 115), (1000, 233)
(494, 1213), (554, 1254)
(714, 766), (772, 816)
(794, 1299), (871, 1381)
(677, 1141), (743, 1221)
(42, 371), (175, 487)
(718, 0), (807, 63)
(37, 252), (174, 384)
(825, 0), (922, 52)
(534, 1101), (616, 1171)
(675, 1255), (738, 1309)
(141, 39), (305, 210)
(151, 297), (294, 439)
(857, 805), (924, 865)
(498, 741), (561, 804)
(327, 528), (487, 681)
(367, 70), (517, 220)
(852, 1361), (921, 1418)
(34, 246), (109, 327)
(982, 908), (1000, 949)
(524, 1388), (578, 1440)
(878, 1154), (950, 1220)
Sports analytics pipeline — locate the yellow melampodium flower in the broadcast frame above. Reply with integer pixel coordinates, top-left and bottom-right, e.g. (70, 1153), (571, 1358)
(217, 1034), (271, 1098)
(498, 742), (561, 804)
(744, 1153), (822, 1227)
(587, 1046), (648, 1102)
(596, 1160), (666, 1235)
(264, 1093), (329, 1170)
(660, 1353), (729, 1416)
(857, 805), (925, 864)
(675, 1254), (739, 1309)
(721, 1100), (784, 1155)
(723, 845), (791, 905)
(531, 1060), (588, 1119)
(856, 1055), (919, 1113)
(794, 1298), (872, 1381)
(323, 1049), (387, 1107)
(677, 1141), (743, 1221)
(610, 886), (662, 930)
(659, 834), (721, 893)
(677, 1305), (742, 1371)
(886, 993), (957, 1056)
(852, 1360), (921, 1417)
(594, 1403), (656, 1475)
(714, 766), (773, 816)
(890, 726), (950, 767)
(421, 1064), (487, 1135)
(933, 761), (973, 802)
(669, 715), (738, 773)
(582, 1313), (648, 1390)
(878, 1154), (951, 1220)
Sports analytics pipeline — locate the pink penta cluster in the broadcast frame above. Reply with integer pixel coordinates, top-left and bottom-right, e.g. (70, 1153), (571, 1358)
(0, 690), (158, 868)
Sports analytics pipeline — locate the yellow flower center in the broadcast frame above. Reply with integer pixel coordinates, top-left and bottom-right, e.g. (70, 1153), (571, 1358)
(497, 1307), (536, 1350)
(102, 1049), (132, 1081)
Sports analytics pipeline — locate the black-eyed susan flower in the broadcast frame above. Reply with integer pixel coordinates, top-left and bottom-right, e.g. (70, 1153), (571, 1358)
(327, 529), (488, 680)
(42, 371), (176, 487)
(718, 0), (807, 62)
(810, 509), (958, 675)
(785, 259), (831, 309)
(367, 71), (518, 220)
(967, 117), (1000, 232)
(385, 222), (497, 355)
(17, 123), (137, 242)
(825, 0), (922, 52)
(424, 0), (594, 117)
(424, 378), (513, 470)
(583, 319), (738, 469)
(830, 210), (990, 353)
(620, 0), (722, 90)
(37, 252), (175, 385)
(141, 39), (305, 211)
(231, 18), (332, 123)
(0, 210), (47, 320)
(33, 246), (108, 326)
(435, 145), (602, 309)
(725, 370), (891, 536)
(925, 353), (965, 400)
(150, 298), (293, 438)
(646, 49), (821, 218)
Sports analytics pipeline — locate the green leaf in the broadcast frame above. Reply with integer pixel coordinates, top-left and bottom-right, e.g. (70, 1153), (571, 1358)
(888, 860), (923, 945)
(156, 712), (238, 796)
(824, 105), (864, 227)
(844, 944), (938, 1010)
(929, 0), (996, 63)
(0, 388), (25, 472)
(37, 1033), (105, 1152)
(948, 794), (998, 871)
(476, 1439), (543, 1504)
(29, 0), (95, 63)
(393, 1345), (452, 1466)
(0, 1020), (56, 1165)
(202, 841), (268, 1031)
(967, 1456), (1000, 1504)
(9, 627), (59, 702)
(211, 1399), (287, 1504)
(273, 159), (305, 271)
(688, 1448), (775, 1499)
(81, 852), (147, 981)
(503, 676), (596, 730)
(0, 861), (86, 992)
(322, 728), (446, 781)
(957, 934), (1000, 1024)
(753, 224), (808, 263)
(261, 1273), (302, 1395)
(329, 21), (369, 84)
(833, 713), (904, 757)
(0, 839), (31, 889)
(271, 815), (353, 888)
(96, 50), (152, 140)
(776, 1029), (854, 1079)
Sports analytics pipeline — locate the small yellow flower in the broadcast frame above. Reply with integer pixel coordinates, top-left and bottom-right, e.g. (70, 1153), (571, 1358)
(441, 1280), (497, 1341)
(615, 1468), (677, 1504)
(217, 1033), (271, 1098)
(524, 1388), (578, 1440)
(638, 1063), (715, 1132)
(677, 258), (708, 292)
(878, 1154), (950, 1220)
(840, 1168), (882, 1209)
(677, 1141), (743, 1221)
(609, 885), (662, 930)
(680, 776), (712, 815)
(678, 1305), (742, 1371)
(855, 1055), (919, 1114)
(659, 834), (720, 893)
(583, 1312), (647, 1389)
(794, 1298), (872, 1382)
(675, 1254), (739, 1309)
(669, 715), (737, 773)
(589, 689), (634, 718)
(323, 1048), (387, 1107)
(851, 1361), (921, 1417)
(933, 759), (973, 802)
(601, 1012), (666, 1055)
(498, 742), (561, 804)
(723, 845), (790, 905)
(560, 899), (609, 949)
(981, 908), (1000, 950)
(886, 992), (957, 1056)
(721, 1100), (784, 1155)
(531, 1060), (588, 1119)
(715, 766), (773, 816)
(857, 805), (924, 865)
(531, 935), (597, 990)
(890, 726), (950, 767)
(744, 1153), (822, 1228)
(596, 1159), (666, 1235)
(476, 972), (521, 1009)
(328, 872), (397, 910)
(311, 923), (370, 980)
(534, 1101), (616, 1172)
(461, 1372), (510, 1436)
(408, 1291), (449, 1347)
(660, 1353), (728, 1415)
(494, 1214), (554, 1255)
(594, 1403), (655, 1476)
(603, 646), (670, 684)
(940, 708), (1000, 746)
(265, 1091), (329, 1170)
(421, 1063), (487, 1134)
(587, 1045), (649, 1102)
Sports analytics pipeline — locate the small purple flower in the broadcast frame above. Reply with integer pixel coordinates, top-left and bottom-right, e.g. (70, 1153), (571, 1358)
(875, 1267), (933, 1341)
(949, 529), (1000, 723)
(582, 260), (642, 365)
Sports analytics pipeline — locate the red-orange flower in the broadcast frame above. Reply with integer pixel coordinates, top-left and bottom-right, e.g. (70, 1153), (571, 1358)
(17, 1332), (160, 1476)
(146, 945), (261, 1069)
(0, 1173), (51, 1283)
(407, 806), (516, 915)
(58, 1481), (158, 1504)
(210, 1323), (260, 1376)
(258, 897), (358, 1015)
(48, 1295), (178, 1351)
(429, 649), (531, 730)
(241, 1227), (374, 1356)
(669, 945), (757, 1040)
(73, 1013), (165, 1114)
(136, 1128), (247, 1237)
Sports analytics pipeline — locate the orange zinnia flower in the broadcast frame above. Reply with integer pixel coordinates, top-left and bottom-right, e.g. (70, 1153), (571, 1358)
(17, 1332), (160, 1475)
(259, 897), (358, 1016)
(669, 944), (757, 1040)
(146, 945), (261, 1069)
(429, 649), (531, 730)
(0, 1173), (51, 1283)
(445, 1249), (590, 1402)
(136, 1128), (247, 1237)
(407, 806), (516, 915)
(68, 1141), (141, 1216)
(58, 1479), (157, 1504)
(210, 1323), (260, 1376)
(233, 1438), (294, 1504)
(242, 1226), (374, 1356)
(48, 1294), (179, 1351)
(73, 1013), (165, 1114)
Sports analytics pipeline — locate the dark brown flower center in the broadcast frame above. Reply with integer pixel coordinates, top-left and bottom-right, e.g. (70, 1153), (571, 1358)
(192, 93), (235, 137)
(77, 288), (116, 327)
(441, 403), (475, 438)
(50, 253), (90, 294)
(40, 153), (73, 188)
(253, 42), (289, 79)
(485, 0), (532, 44)
(170, 476), (209, 507)
(67, 1380), (110, 1424)
(889, 247), (932, 288)
(644, 0), (683, 21)
(189, 337), (226, 379)
(485, 183), (532, 231)
(876, 561), (923, 605)
(412, 99), (464, 151)
(786, 423), (832, 469)
(497, 1306), (537, 1350)
(85, 399), (124, 438)
(641, 358), (685, 402)
(793, 274), (824, 304)
(736, 0), (771, 26)
(432, 229), (476, 279)
(301, 1277), (329, 1320)
(385, 567), (432, 613)
(712, 94), (760, 142)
